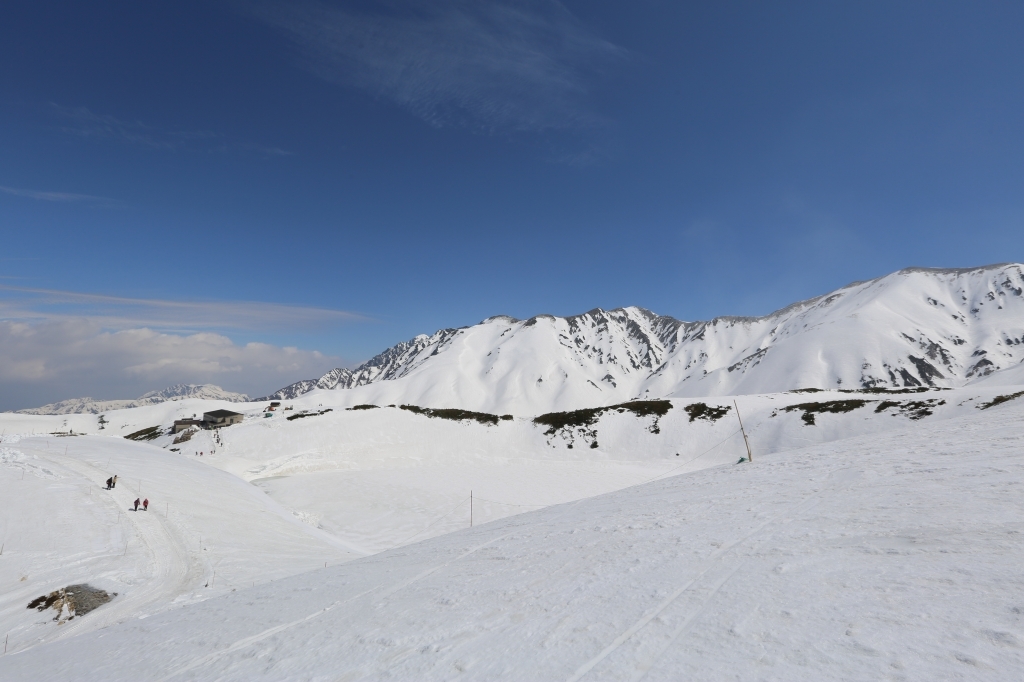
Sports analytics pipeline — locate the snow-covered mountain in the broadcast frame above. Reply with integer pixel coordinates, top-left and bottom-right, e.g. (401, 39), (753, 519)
(16, 384), (249, 415)
(262, 264), (1024, 413)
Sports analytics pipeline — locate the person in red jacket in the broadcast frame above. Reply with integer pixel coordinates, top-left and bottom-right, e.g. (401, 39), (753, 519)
(142, 498), (149, 511)
(133, 498), (140, 511)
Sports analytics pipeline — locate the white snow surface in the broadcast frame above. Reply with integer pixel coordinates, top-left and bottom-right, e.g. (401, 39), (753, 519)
(16, 384), (250, 415)
(1, 378), (1023, 678)
(264, 264), (1024, 413)
(1, 387), (1022, 679)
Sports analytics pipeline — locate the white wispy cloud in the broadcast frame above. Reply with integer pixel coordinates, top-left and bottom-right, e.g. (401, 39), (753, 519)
(245, 0), (625, 132)
(50, 104), (292, 156)
(0, 285), (367, 332)
(52, 104), (218, 149)
(0, 185), (112, 204)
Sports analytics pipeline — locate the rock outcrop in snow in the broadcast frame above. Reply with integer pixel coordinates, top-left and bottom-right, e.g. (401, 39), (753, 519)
(17, 384), (250, 415)
(262, 264), (1024, 412)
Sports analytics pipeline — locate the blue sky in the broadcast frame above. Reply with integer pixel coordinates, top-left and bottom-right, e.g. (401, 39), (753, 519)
(1, 1), (1022, 408)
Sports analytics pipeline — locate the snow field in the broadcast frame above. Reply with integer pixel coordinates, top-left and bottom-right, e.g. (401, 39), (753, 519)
(2, 395), (1022, 679)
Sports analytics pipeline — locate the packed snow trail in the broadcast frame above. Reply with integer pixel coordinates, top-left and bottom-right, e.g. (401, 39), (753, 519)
(3, 399), (1023, 680)
(32, 446), (198, 645)
(0, 435), (364, 654)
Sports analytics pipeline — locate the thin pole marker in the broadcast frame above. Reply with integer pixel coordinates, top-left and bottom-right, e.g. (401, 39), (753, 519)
(734, 400), (753, 462)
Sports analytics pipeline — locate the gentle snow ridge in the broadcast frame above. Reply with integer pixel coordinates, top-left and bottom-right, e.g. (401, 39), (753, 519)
(16, 384), (250, 415)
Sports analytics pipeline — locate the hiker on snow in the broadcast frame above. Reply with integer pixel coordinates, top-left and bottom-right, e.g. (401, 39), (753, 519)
(142, 498), (149, 511)
(105, 477), (113, 490)
(112, 475), (118, 488)
(133, 498), (140, 511)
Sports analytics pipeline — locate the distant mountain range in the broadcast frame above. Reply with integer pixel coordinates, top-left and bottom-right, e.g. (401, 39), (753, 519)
(17, 384), (249, 415)
(258, 264), (1024, 413)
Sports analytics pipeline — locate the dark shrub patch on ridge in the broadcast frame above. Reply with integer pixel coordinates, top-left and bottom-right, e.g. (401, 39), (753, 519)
(876, 399), (945, 420)
(684, 402), (731, 423)
(782, 400), (871, 426)
(978, 390), (1024, 410)
(790, 386), (939, 395)
(287, 408), (333, 421)
(532, 406), (603, 435)
(532, 400), (671, 448)
(124, 426), (162, 441)
(533, 400), (671, 435)
(349, 404), (378, 410)
(399, 405), (501, 425)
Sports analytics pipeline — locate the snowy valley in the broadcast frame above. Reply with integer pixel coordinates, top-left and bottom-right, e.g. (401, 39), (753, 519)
(0, 264), (1023, 679)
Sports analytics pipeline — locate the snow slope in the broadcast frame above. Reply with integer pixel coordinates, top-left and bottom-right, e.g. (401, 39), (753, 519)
(0, 431), (363, 655)
(16, 384), (250, 415)
(261, 264), (1024, 414)
(4, 389), (1022, 680)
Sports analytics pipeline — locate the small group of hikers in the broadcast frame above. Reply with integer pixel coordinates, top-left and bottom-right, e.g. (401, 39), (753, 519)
(105, 475), (150, 512)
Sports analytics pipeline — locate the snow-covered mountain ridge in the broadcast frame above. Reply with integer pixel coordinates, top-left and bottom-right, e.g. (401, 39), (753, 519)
(16, 384), (249, 415)
(262, 264), (1024, 413)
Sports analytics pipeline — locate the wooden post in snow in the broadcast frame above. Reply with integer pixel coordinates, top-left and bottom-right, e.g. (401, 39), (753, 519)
(734, 400), (753, 462)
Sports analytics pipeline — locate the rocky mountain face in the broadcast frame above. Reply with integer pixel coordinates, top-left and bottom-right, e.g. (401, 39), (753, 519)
(17, 384), (250, 415)
(259, 264), (1024, 413)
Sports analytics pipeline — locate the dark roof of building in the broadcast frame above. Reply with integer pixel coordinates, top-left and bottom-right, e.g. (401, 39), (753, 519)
(203, 409), (243, 419)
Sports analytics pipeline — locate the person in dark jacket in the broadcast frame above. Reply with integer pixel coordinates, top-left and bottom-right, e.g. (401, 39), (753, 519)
(105, 477), (113, 490)
(142, 498), (149, 511)
(133, 498), (140, 511)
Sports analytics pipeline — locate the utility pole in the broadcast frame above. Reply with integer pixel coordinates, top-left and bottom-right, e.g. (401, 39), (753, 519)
(734, 400), (753, 462)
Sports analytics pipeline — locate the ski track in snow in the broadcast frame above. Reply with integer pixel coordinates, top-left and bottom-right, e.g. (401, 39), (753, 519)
(567, 486), (836, 682)
(156, 496), (593, 681)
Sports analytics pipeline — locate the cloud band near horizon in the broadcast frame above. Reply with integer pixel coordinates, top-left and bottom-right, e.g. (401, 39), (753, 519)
(0, 286), (364, 410)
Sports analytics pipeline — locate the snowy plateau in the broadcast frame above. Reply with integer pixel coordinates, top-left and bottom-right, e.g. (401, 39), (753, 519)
(0, 263), (1023, 680)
